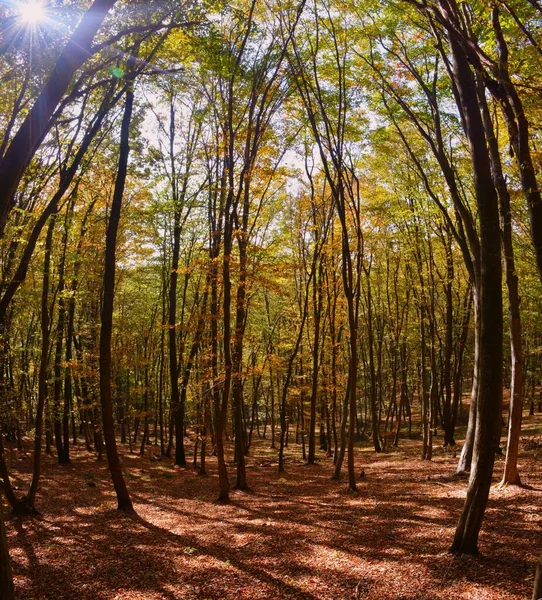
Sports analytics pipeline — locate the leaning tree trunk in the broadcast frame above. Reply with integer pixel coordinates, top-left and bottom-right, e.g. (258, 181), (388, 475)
(491, 7), (542, 288)
(0, 0), (118, 233)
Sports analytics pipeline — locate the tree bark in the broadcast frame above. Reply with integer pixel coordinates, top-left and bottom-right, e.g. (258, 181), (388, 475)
(533, 556), (542, 600)
(0, 497), (14, 600)
(98, 76), (135, 514)
(476, 70), (523, 487)
(446, 21), (503, 556)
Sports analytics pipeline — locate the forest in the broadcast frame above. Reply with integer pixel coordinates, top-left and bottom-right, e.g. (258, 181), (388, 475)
(0, 0), (542, 598)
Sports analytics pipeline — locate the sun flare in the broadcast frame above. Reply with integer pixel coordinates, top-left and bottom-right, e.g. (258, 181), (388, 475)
(18, 1), (46, 25)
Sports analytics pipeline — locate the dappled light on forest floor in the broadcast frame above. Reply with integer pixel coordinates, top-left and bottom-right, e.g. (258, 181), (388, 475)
(4, 416), (542, 600)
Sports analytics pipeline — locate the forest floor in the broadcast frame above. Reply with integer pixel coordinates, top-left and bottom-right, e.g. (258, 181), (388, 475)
(4, 411), (542, 600)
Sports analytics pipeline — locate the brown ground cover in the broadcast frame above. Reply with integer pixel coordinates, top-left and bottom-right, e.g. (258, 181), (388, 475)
(4, 413), (542, 600)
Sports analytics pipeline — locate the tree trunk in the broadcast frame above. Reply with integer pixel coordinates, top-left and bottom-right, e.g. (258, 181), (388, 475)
(169, 208), (184, 466)
(25, 216), (56, 511)
(533, 556), (542, 600)
(0, 497), (14, 600)
(447, 25), (503, 556)
(475, 71), (523, 487)
(98, 74), (136, 514)
(365, 274), (381, 454)
(308, 259), (323, 464)
(456, 295), (479, 476)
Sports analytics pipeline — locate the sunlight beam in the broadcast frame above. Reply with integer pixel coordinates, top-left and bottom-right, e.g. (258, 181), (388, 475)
(18, 1), (46, 25)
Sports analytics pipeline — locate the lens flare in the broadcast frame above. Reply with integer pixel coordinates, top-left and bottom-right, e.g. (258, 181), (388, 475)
(18, 1), (46, 25)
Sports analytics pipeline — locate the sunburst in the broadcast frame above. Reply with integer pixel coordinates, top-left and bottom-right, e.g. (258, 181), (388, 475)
(17, 1), (46, 25)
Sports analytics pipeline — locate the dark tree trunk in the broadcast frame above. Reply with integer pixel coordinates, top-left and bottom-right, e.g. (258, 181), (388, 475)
(308, 259), (323, 464)
(0, 497), (14, 600)
(365, 274), (381, 454)
(98, 74), (136, 514)
(25, 216), (56, 512)
(533, 556), (542, 600)
(446, 23), (503, 556)
(231, 235), (248, 490)
(169, 209), (184, 465)
(475, 70), (523, 487)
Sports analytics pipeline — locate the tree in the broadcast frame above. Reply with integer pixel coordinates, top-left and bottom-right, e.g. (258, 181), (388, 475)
(0, 0), (118, 232)
(0, 494), (13, 600)
(98, 53), (137, 514)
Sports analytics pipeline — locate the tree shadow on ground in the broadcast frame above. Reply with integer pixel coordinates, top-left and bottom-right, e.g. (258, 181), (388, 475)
(3, 411), (542, 599)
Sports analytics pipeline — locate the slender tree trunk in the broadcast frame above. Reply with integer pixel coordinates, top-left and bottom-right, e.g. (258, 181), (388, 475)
(456, 295), (479, 475)
(418, 304), (430, 460)
(169, 209), (184, 466)
(278, 274), (314, 473)
(365, 274), (381, 454)
(270, 363), (276, 449)
(442, 232), (455, 447)
(53, 206), (72, 464)
(394, 341), (408, 447)
(332, 369), (350, 480)
(231, 237), (248, 490)
(98, 76), (136, 514)
(25, 216), (57, 512)
(308, 259), (323, 464)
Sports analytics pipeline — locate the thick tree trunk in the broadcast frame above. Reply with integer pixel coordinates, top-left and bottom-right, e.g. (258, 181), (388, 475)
(447, 27), (503, 556)
(476, 72), (523, 487)
(533, 556), (542, 600)
(0, 497), (14, 600)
